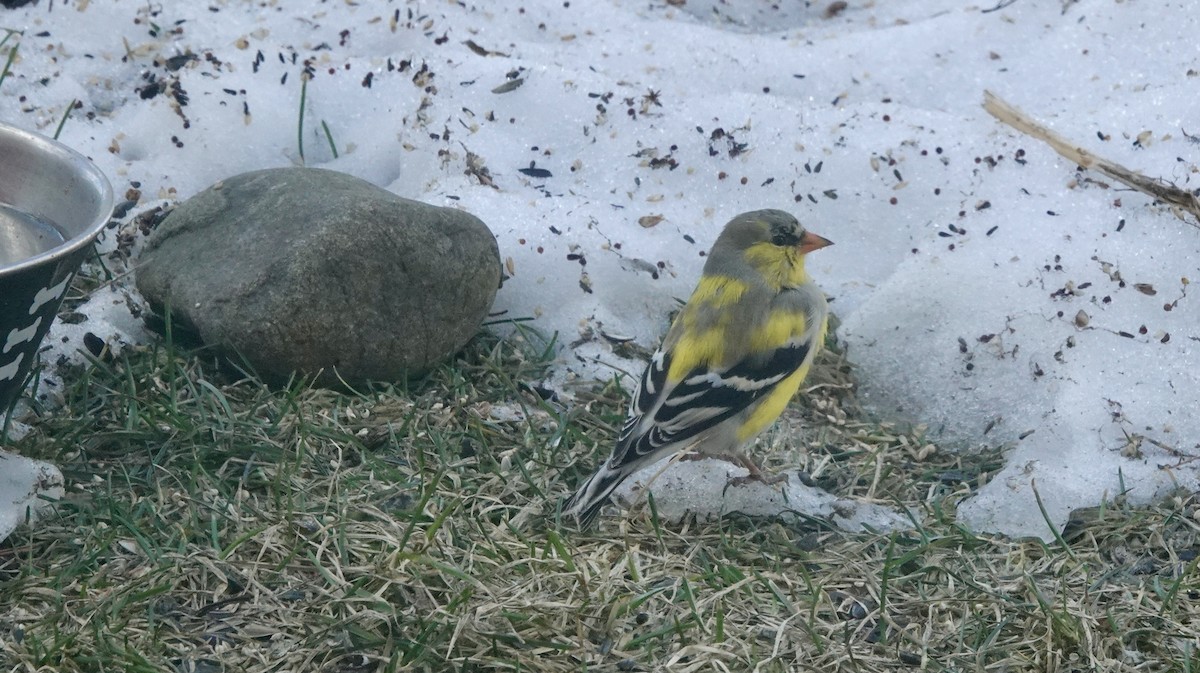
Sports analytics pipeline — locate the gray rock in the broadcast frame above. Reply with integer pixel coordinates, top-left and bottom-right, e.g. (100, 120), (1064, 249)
(136, 167), (500, 384)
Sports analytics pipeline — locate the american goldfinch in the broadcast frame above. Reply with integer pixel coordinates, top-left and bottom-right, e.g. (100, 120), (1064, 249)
(563, 209), (833, 528)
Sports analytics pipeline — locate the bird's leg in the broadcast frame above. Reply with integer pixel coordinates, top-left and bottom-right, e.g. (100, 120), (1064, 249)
(726, 454), (788, 487)
(679, 452), (788, 487)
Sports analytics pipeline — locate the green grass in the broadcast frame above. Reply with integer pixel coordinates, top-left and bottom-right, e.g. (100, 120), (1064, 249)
(0, 31), (19, 92)
(3, 311), (1200, 672)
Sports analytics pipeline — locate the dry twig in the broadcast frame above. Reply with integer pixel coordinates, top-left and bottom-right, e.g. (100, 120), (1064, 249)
(983, 90), (1200, 227)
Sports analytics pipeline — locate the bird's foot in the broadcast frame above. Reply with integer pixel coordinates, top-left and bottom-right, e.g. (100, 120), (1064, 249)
(681, 452), (787, 487)
(725, 454), (788, 488)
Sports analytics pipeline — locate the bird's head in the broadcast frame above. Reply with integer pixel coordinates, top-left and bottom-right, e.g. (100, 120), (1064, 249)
(711, 209), (832, 286)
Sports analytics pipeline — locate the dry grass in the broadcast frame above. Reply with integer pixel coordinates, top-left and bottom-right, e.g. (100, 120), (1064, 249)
(3, 325), (1200, 673)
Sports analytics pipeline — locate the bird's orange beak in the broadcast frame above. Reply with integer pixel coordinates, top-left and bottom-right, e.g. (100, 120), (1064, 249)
(799, 231), (834, 254)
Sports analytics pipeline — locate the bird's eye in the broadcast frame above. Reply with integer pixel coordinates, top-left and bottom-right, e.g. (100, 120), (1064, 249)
(771, 233), (790, 246)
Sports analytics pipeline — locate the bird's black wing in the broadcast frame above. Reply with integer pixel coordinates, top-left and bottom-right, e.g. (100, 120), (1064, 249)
(610, 339), (811, 468)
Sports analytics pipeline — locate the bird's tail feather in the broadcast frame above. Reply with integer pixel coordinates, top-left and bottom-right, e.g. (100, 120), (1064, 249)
(562, 465), (630, 529)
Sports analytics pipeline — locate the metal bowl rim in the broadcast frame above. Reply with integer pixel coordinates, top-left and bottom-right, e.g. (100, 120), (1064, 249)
(0, 121), (115, 278)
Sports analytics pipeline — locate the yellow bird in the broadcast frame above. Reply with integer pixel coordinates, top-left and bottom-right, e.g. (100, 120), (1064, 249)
(563, 209), (833, 528)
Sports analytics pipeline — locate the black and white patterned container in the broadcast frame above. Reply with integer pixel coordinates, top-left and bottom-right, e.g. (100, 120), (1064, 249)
(0, 122), (113, 417)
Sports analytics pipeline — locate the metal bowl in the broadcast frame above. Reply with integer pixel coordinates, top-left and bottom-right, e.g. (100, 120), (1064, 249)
(0, 122), (114, 417)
